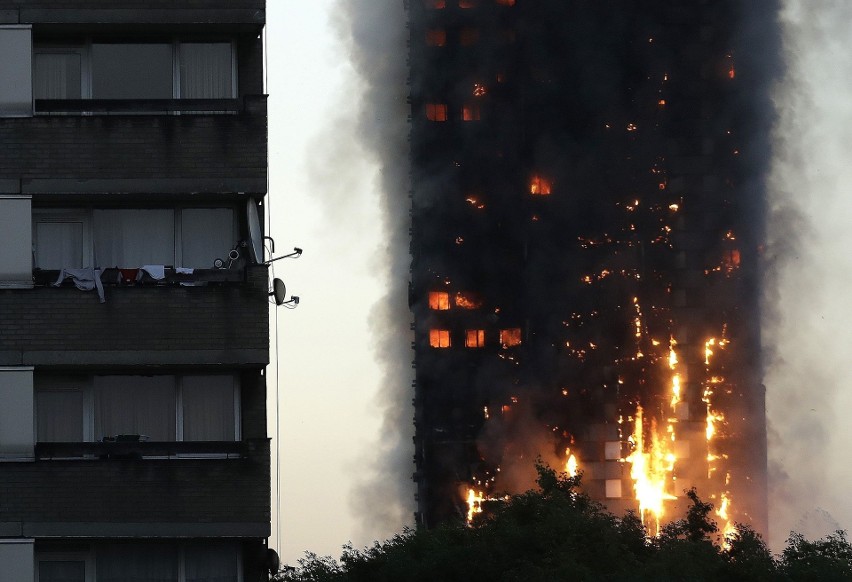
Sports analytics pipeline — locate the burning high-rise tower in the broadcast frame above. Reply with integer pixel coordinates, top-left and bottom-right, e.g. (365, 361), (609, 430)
(408, 0), (776, 535)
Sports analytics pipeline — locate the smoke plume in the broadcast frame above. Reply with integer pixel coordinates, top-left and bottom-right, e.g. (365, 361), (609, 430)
(765, 0), (852, 549)
(335, 0), (416, 542)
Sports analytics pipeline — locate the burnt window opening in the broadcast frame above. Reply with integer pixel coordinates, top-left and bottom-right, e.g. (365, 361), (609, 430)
(425, 103), (448, 122)
(429, 291), (451, 310)
(473, 83), (487, 97)
(430, 329), (452, 348)
(465, 329), (486, 348)
(425, 0), (447, 7)
(459, 28), (480, 46)
(455, 292), (483, 309)
(459, 0), (477, 7)
(530, 176), (552, 195)
(500, 328), (522, 347)
(462, 103), (481, 121)
(426, 29), (447, 47)
(495, 0), (515, 5)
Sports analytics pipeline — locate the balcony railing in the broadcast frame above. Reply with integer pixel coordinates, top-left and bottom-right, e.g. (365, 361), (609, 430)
(36, 440), (249, 460)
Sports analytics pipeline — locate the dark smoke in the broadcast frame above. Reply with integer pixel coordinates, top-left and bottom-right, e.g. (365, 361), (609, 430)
(335, 0), (416, 541)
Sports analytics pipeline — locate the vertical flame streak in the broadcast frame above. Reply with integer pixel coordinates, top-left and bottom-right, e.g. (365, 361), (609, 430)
(628, 407), (676, 536)
(565, 448), (579, 477)
(466, 488), (483, 524)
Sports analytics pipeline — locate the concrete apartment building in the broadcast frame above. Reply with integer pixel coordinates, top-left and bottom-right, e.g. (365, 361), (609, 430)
(0, 2), (272, 580)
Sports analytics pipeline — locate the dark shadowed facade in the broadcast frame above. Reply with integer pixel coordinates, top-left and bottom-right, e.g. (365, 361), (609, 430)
(408, 0), (776, 536)
(0, 2), (271, 580)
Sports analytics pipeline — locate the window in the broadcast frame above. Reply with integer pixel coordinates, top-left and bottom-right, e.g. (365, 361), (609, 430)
(33, 207), (237, 270)
(0, 195), (33, 287)
(454, 292), (483, 309)
(465, 330), (485, 348)
(425, 29), (447, 47)
(428, 291), (450, 310)
(36, 551), (92, 582)
(425, 103), (448, 122)
(604, 441), (622, 460)
(605, 479), (622, 498)
(459, 28), (480, 46)
(499, 328), (522, 347)
(0, 25), (32, 116)
(35, 374), (240, 443)
(33, 41), (236, 100)
(462, 103), (481, 121)
(530, 176), (552, 195)
(36, 542), (240, 582)
(429, 329), (451, 348)
(0, 367), (35, 460)
(425, 0), (446, 7)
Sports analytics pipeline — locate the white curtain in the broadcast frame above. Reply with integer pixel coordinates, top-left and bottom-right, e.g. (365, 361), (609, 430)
(35, 221), (84, 269)
(93, 209), (174, 267)
(94, 376), (176, 441)
(97, 544), (177, 582)
(182, 376), (236, 441)
(37, 561), (85, 582)
(180, 208), (235, 268)
(33, 52), (82, 99)
(179, 43), (233, 99)
(184, 542), (238, 582)
(36, 379), (84, 442)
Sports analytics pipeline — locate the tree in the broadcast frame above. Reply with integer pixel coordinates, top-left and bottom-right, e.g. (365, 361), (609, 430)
(274, 467), (852, 581)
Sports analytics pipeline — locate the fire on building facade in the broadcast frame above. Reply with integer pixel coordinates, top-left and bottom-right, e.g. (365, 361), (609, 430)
(408, 0), (775, 537)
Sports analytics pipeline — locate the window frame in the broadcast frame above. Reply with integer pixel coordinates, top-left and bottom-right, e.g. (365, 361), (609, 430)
(35, 550), (94, 582)
(33, 39), (238, 102)
(32, 209), (94, 270)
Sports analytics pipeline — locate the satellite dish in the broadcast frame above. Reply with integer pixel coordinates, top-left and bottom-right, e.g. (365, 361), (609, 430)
(271, 278), (286, 306)
(246, 198), (263, 264)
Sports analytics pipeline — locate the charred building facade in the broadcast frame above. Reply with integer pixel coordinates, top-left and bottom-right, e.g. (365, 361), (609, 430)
(409, 1), (774, 535)
(0, 2), (271, 580)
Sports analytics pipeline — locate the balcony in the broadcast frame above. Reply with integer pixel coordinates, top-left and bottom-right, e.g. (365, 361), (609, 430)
(0, 96), (267, 195)
(0, 439), (270, 538)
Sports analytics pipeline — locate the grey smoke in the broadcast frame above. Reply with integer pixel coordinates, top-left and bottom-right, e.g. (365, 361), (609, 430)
(766, 0), (852, 550)
(335, 0), (416, 542)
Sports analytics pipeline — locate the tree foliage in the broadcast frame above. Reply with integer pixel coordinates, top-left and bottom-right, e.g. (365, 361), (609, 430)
(275, 465), (851, 581)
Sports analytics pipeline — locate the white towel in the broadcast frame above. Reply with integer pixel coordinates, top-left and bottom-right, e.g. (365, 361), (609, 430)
(53, 268), (105, 303)
(138, 265), (166, 280)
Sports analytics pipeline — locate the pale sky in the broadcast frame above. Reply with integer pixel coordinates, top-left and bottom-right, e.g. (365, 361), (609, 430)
(265, 0), (393, 564)
(263, 0), (852, 563)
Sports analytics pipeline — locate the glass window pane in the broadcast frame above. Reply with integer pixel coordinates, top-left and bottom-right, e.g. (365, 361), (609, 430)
(96, 543), (177, 582)
(38, 561), (86, 582)
(94, 376), (176, 442)
(182, 376), (236, 441)
(93, 209), (174, 267)
(36, 382), (84, 442)
(180, 43), (233, 99)
(35, 221), (84, 269)
(185, 542), (238, 582)
(92, 44), (173, 99)
(34, 52), (82, 99)
(180, 208), (235, 268)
